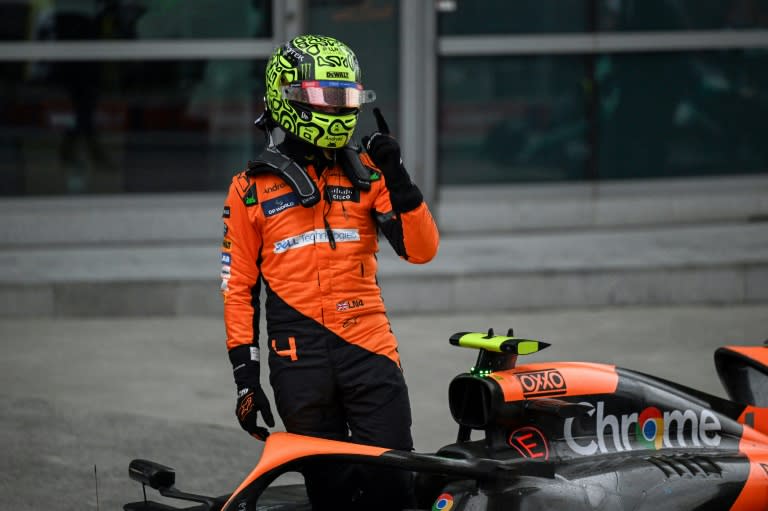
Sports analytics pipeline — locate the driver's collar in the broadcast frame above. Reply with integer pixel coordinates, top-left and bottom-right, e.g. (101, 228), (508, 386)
(278, 134), (334, 175)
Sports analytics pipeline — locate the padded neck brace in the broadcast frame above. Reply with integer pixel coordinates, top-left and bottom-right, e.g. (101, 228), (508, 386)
(246, 144), (375, 208)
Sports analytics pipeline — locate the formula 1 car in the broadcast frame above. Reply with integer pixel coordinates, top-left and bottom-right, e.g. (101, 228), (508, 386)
(124, 329), (768, 510)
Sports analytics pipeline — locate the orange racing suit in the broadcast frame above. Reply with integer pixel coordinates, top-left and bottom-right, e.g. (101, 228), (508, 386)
(221, 146), (439, 366)
(221, 138), (438, 509)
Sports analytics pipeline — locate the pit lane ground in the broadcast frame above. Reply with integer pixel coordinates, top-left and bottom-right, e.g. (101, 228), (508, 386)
(1, 304), (766, 510)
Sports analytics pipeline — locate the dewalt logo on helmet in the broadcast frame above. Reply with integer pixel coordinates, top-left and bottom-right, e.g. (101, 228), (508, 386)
(265, 35), (372, 149)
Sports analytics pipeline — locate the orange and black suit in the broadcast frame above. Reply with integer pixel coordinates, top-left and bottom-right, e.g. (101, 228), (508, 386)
(221, 136), (439, 508)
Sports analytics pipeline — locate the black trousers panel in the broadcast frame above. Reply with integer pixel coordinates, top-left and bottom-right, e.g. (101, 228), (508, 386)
(268, 320), (413, 510)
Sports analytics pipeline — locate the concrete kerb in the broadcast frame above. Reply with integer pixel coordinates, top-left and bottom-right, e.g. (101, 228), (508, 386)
(1, 176), (767, 317)
(2, 262), (765, 318)
(436, 174), (768, 233)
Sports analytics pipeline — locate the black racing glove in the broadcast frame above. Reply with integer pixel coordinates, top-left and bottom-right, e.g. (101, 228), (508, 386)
(229, 344), (275, 441)
(361, 108), (423, 212)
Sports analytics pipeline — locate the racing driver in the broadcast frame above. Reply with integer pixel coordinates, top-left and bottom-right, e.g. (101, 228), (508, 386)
(220, 34), (439, 510)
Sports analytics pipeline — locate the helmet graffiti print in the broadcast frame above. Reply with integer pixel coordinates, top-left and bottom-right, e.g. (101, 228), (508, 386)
(265, 35), (375, 148)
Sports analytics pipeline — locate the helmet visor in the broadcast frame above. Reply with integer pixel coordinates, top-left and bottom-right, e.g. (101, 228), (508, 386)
(282, 80), (376, 109)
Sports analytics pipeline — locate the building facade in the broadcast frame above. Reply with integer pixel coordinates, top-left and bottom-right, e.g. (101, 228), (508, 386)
(1, 0), (766, 204)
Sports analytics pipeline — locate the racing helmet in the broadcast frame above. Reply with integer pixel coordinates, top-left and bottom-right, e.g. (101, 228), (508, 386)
(264, 34), (376, 148)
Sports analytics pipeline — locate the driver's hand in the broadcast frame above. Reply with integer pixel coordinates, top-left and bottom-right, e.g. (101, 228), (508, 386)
(236, 384), (275, 441)
(229, 344), (275, 441)
(362, 108), (410, 191)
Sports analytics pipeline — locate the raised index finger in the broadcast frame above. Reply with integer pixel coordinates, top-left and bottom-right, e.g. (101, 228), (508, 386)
(372, 107), (390, 135)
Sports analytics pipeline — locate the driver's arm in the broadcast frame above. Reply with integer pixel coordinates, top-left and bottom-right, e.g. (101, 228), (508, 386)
(372, 175), (439, 264)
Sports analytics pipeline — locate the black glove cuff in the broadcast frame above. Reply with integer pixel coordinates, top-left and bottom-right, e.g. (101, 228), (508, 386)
(382, 162), (410, 189)
(389, 182), (424, 213)
(229, 344), (260, 387)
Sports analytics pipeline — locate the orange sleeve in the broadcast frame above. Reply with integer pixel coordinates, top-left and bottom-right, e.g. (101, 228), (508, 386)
(373, 179), (440, 264)
(221, 175), (262, 351)
(397, 200), (440, 263)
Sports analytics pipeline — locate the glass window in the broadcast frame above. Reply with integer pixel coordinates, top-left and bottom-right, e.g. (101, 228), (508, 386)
(437, 0), (768, 34)
(438, 0), (588, 35)
(438, 55), (591, 184)
(599, 0), (768, 31)
(439, 49), (768, 185)
(306, 0), (399, 138)
(598, 49), (768, 179)
(0, 0), (272, 41)
(0, 58), (267, 195)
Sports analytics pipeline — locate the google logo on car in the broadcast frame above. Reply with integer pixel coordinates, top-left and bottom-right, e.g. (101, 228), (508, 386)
(637, 406), (665, 449)
(433, 493), (454, 511)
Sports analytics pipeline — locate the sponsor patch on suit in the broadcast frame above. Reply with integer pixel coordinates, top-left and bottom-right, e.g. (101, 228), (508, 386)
(326, 185), (359, 202)
(274, 229), (360, 253)
(243, 184), (259, 207)
(262, 192), (299, 217)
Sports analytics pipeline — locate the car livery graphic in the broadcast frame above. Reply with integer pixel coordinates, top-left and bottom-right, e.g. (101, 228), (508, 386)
(124, 329), (768, 511)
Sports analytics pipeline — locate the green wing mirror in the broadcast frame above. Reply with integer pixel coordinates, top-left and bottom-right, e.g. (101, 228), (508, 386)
(450, 328), (550, 375)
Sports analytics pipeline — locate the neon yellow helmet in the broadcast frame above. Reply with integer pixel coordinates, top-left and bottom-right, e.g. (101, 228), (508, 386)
(265, 35), (376, 148)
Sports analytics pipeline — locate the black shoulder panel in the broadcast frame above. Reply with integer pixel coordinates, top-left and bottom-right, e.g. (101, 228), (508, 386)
(246, 147), (321, 207)
(245, 145), (377, 208)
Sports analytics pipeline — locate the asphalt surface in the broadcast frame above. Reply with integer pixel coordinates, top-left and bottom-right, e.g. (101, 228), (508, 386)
(1, 304), (767, 510)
